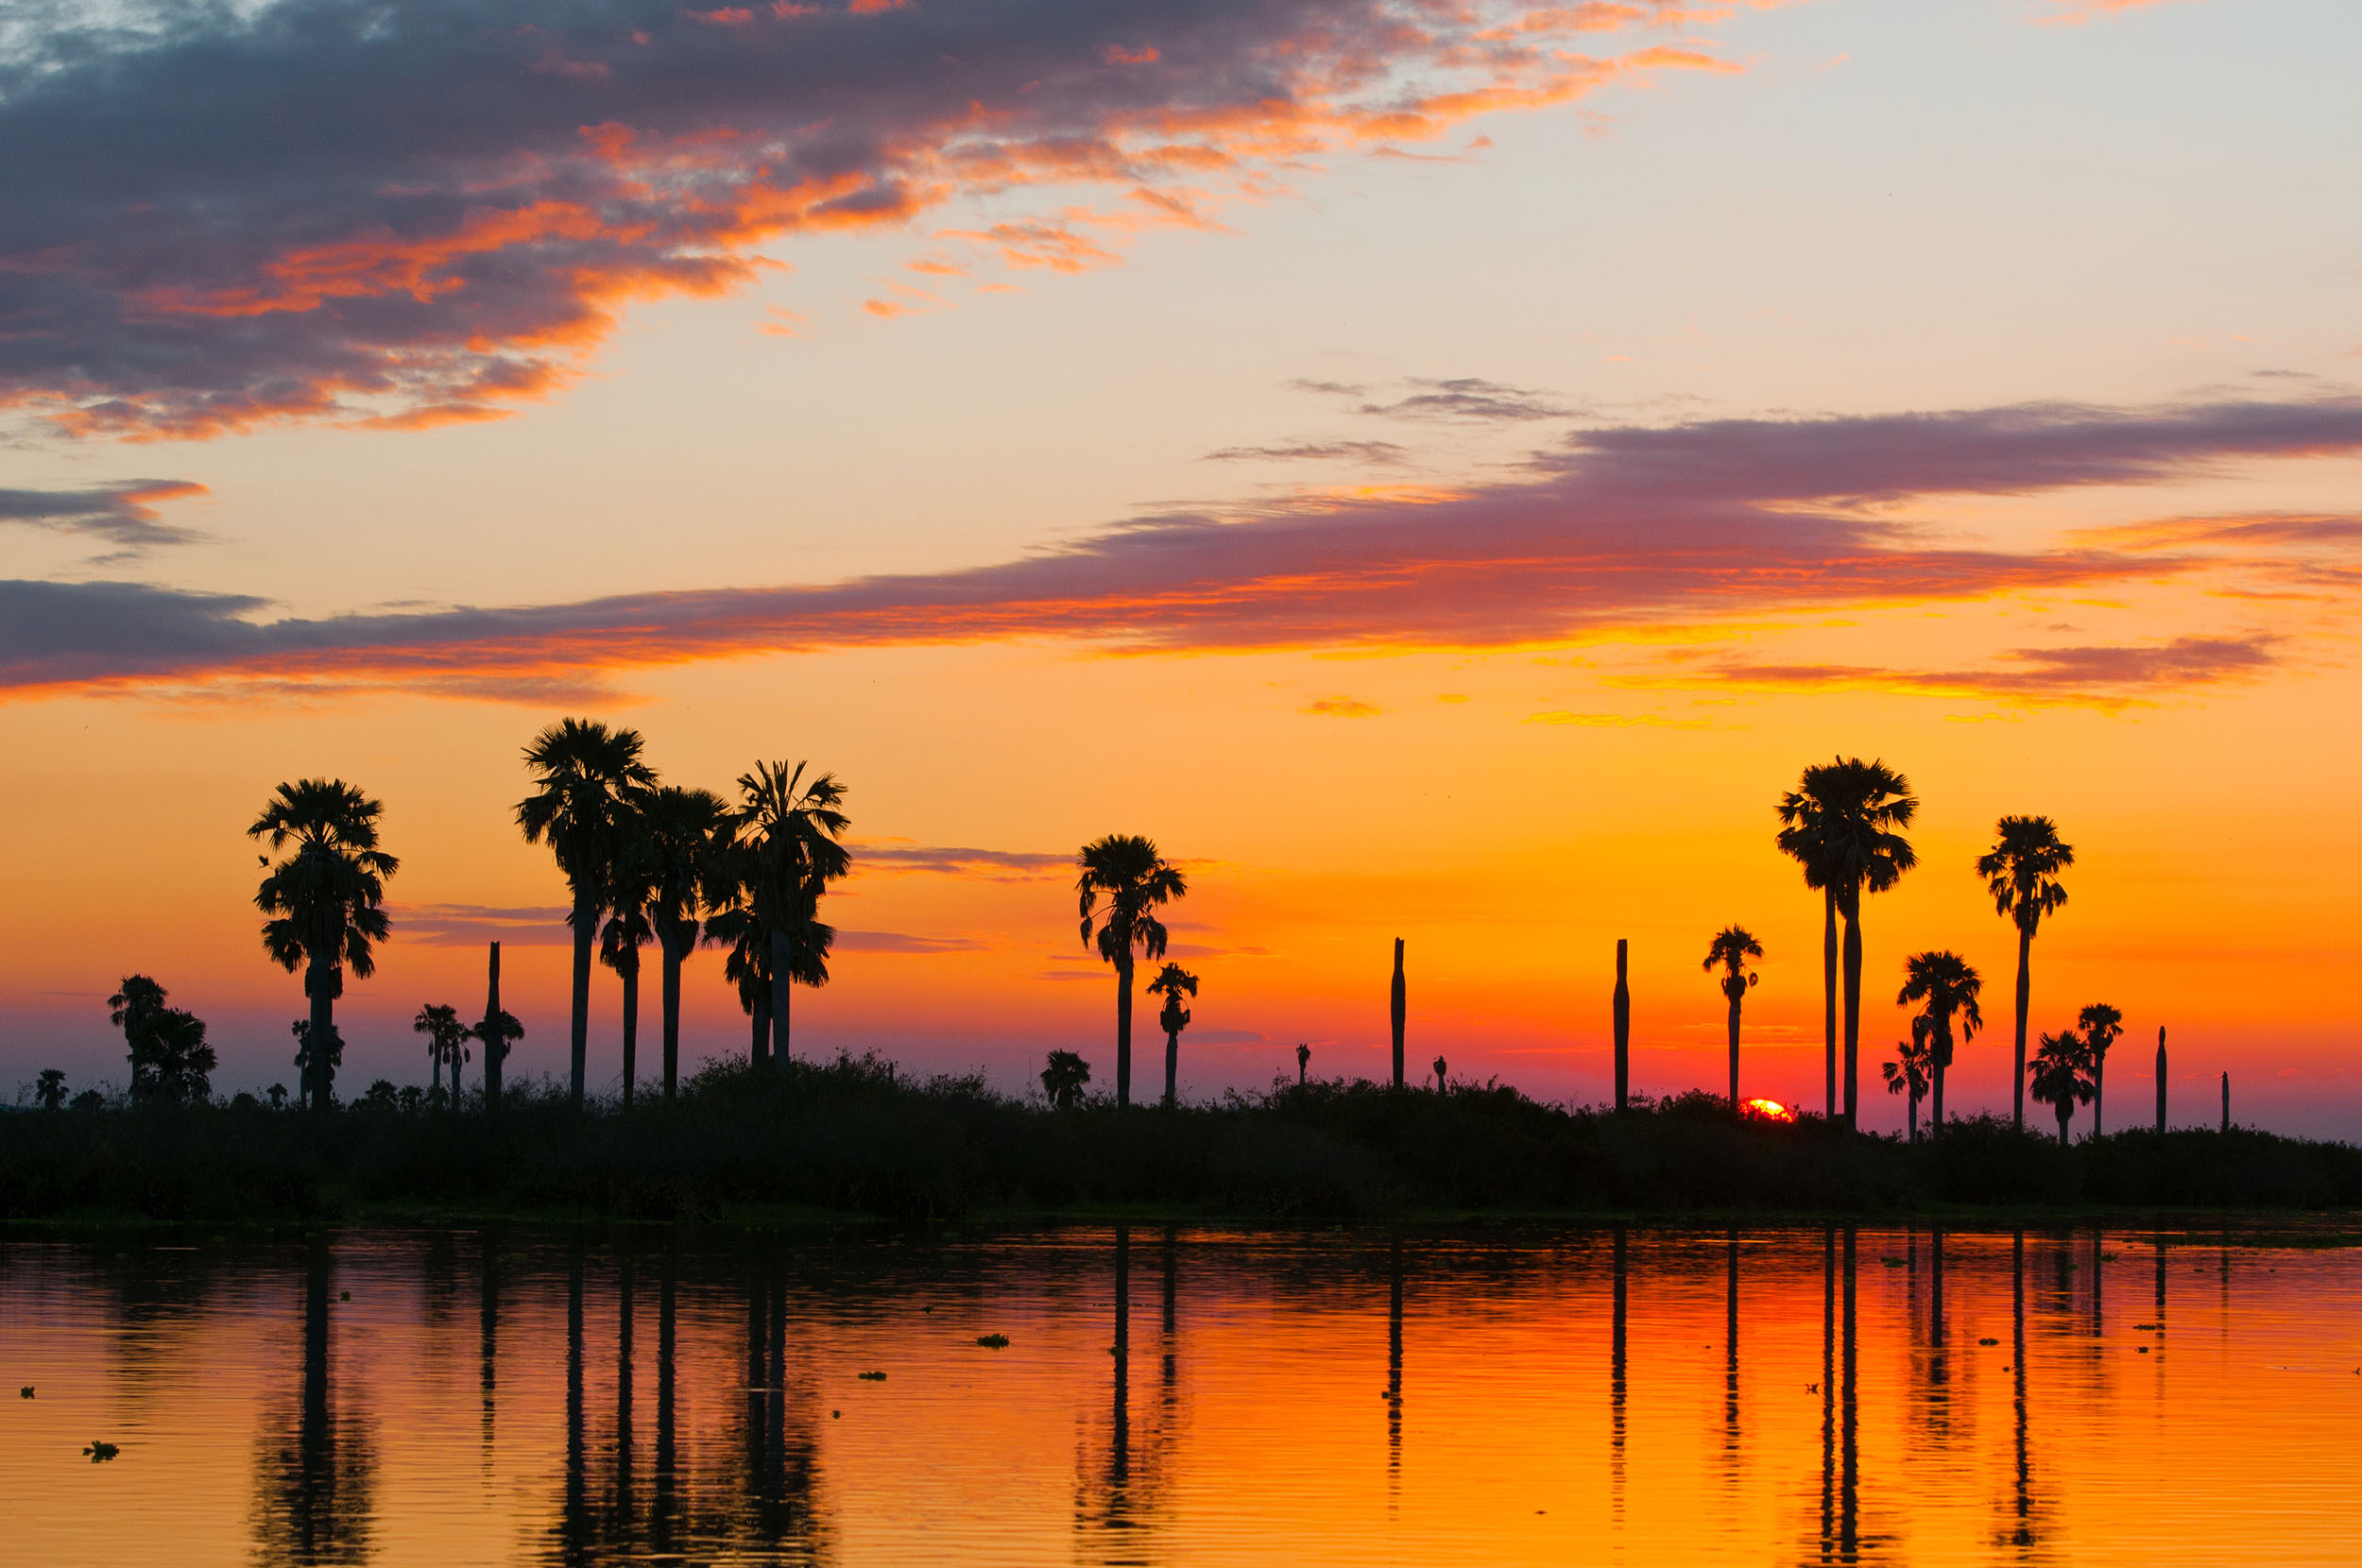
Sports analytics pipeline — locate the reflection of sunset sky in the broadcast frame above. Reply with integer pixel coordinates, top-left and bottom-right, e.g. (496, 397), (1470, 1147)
(5, 1228), (2359, 1563)
(3, 1), (2359, 1129)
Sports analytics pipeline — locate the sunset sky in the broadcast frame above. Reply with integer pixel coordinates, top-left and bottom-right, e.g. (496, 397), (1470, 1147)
(3, 0), (2358, 1132)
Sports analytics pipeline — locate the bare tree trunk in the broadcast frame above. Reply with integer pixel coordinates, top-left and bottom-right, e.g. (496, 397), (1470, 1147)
(1116, 955), (1134, 1109)
(620, 955), (639, 1109)
(1840, 906), (1862, 1131)
(2154, 1026), (2166, 1133)
(569, 893), (594, 1113)
(483, 940), (504, 1114)
(1822, 888), (1838, 1122)
(1613, 938), (1631, 1114)
(2011, 924), (2031, 1131)
(1390, 938), (1406, 1091)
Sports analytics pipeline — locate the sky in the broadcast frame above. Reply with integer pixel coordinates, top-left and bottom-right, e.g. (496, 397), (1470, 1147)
(2, 0), (2358, 1133)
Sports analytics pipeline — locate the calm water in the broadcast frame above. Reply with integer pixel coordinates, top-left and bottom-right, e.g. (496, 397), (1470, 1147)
(4, 1224), (2359, 1566)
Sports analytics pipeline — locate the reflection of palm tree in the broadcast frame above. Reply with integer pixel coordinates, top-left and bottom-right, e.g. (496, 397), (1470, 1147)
(1882, 1022), (1933, 1143)
(1702, 927), (1762, 1109)
(517, 720), (655, 1111)
(2077, 1002), (2124, 1136)
(645, 786), (728, 1101)
(2029, 1029), (2094, 1145)
(251, 1238), (374, 1564)
(250, 780), (399, 1113)
(1146, 963), (1198, 1109)
(1897, 951), (1982, 1139)
(1076, 835), (1188, 1109)
(1977, 815), (2074, 1132)
(731, 761), (850, 1066)
(1778, 758), (1918, 1127)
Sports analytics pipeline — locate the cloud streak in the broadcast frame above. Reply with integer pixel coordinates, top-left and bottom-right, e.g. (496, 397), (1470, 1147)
(0, 0), (1746, 438)
(0, 479), (208, 558)
(7, 395), (2358, 698)
(1699, 635), (2282, 708)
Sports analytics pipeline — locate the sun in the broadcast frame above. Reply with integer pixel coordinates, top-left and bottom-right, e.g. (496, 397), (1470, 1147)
(1741, 1098), (1796, 1123)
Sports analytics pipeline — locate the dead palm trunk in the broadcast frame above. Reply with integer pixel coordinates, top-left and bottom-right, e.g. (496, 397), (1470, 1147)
(568, 892), (594, 1113)
(1613, 938), (1631, 1114)
(2154, 1027), (2166, 1133)
(483, 940), (505, 1114)
(1390, 938), (1406, 1091)
(1115, 951), (1135, 1109)
(1821, 887), (1838, 1121)
(2010, 923), (2031, 1131)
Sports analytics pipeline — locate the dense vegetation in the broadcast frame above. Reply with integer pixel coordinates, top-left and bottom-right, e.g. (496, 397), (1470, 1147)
(6, 1054), (2357, 1226)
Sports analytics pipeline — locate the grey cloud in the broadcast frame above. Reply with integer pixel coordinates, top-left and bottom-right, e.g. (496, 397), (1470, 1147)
(1201, 440), (1408, 464)
(0, 479), (206, 557)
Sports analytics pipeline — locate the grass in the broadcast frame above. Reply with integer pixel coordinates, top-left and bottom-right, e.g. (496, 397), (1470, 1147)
(5, 1053), (2360, 1225)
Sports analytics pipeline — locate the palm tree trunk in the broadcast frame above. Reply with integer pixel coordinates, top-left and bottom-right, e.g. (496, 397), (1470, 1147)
(484, 940), (504, 1114)
(1930, 1032), (1946, 1141)
(570, 893), (594, 1113)
(1726, 982), (1742, 1110)
(431, 1049), (442, 1105)
(1840, 903), (1862, 1131)
(660, 935), (684, 1104)
(2093, 1055), (2104, 1138)
(1116, 954), (1135, 1109)
(1907, 1092), (1919, 1145)
(750, 991), (770, 1065)
(768, 925), (793, 1069)
(1164, 1028), (1178, 1110)
(1822, 887), (1838, 1121)
(307, 954), (334, 1114)
(620, 955), (640, 1110)
(2011, 924), (2031, 1132)
(2057, 1106), (2071, 1147)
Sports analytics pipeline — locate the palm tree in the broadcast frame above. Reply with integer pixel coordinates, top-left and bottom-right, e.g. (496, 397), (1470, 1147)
(643, 785), (728, 1102)
(1042, 1049), (1091, 1111)
(413, 1002), (470, 1107)
(1076, 835), (1188, 1109)
(1897, 950), (1983, 1139)
(517, 719), (656, 1111)
(731, 761), (849, 1067)
(111, 978), (214, 1105)
(1146, 963), (1199, 1109)
(2028, 1028), (2094, 1145)
(601, 830), (658, 1108)
(704, 901), (773, 1063)
(1778, 758), (1918, 1128)
(1295, 1043), (1310, 1086)
(2077, 1002), (2123, 1138)
(250, 779), (399, 1113)
(35, 1068), (67, 1112)
(1701, 927), (1763, 1110)
(1882, 1020), (1934, 1143)
(1977, 816), (2074, 1133)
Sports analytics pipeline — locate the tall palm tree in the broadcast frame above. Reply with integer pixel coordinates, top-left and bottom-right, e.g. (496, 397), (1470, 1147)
(413, 1002), (469, 1106)
(1897, 950), (1982, 1139)
(250, 779), (399, 1113)
(1778, 758), (1918, 1129)
(516, 719), (656, 1111)
(601, 825), (659, 1108)
(1077, 835), (1188, 1109)
(2028, 1028), (2094, 1146)
(643, 785), (728, 1102)
(2077, 1002), (2123, 1137)
(731, 761), (849, 1066)
(1977, 815), (2073, 1133)
(1146, 962), (1199, 1109)
(1701, 926), (1763, 1110)
(1882, 1020), (1934, 1143)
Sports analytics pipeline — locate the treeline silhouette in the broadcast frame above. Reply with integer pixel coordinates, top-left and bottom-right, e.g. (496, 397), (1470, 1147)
(7, 1054), (2361, 1224)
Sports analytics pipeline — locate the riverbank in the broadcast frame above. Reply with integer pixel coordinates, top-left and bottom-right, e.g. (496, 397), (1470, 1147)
(7, 1054), (2358, 1224)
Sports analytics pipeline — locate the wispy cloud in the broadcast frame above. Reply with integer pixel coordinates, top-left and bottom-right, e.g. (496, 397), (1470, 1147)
(1697, 635), (2281, 708)
(395, 902), (573, 946)
(0, 0), (1751, 439)
(834, 929), (984, 954)
(847, 843), (1070, 881)
(8, 396), (2359, 699)
(1300, 375), (1576, 423)
(0, 480), (208, 559)
(1304, 695), (1383, 717)
(1202, 440), (1410, 465)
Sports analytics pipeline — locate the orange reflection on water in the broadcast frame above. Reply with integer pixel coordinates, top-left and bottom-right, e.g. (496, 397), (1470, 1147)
(4, 1225), (2360, 1565)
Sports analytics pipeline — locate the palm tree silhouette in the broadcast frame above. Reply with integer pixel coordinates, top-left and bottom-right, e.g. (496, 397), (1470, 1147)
(1145, 963), (1198, 1109)
(1977, 815), (2074, 1133)
(1295, 1043), (1310, 1086)
(413, 1003), (470, 1107)
(111, 976), (214, 1104)
(1897, 950), (1982, 1139)
(2028, 1029), (2093, 1145)
(1702, 927), (1763, 1110)
(517, 720), (655, 1111)
(643, 786), (728, 1102)
(730, 761), (849, 1067)
(1076, 835), (1188, 1110)
(2076, 1002), (2123, 1137)
(1042, 1048), (1092, 1110)
(703, 902), (773, 1062)
(34, 1068), (66, 1112)
(1881, 1022), (1933, 1143)
(1778, 758), (1918, 1128)
(250, 779), (399, 1113)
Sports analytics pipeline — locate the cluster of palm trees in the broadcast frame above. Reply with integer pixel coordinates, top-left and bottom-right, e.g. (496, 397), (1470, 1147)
(1713, 757), (2120, 1140)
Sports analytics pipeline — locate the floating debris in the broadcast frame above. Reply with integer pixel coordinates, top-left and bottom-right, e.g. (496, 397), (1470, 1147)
(976, 1334), (1010, 1349)
(85, 1440), (119, 1462)
(2134, 1322), (2162, 1331)
(831, 1409), (841, 1419)
(1978, 1338), (2000, 1347)
(339, 1291), (351, 1302)
(858, 1371), (887, 1381)
(19, 1387), (32, 1399)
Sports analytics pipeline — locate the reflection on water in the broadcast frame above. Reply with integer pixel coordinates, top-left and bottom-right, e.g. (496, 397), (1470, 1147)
(6, 1222), (2361, 1566)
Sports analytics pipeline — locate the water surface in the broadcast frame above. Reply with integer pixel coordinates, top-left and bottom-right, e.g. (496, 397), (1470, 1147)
(5, 1223), (2358, 1565)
